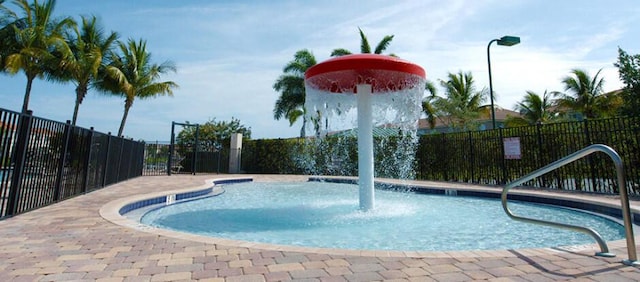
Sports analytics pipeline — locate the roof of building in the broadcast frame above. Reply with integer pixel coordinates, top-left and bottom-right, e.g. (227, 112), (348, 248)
(418, 108), (522, 130)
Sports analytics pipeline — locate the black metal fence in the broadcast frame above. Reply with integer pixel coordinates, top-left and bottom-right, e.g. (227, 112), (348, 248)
(0, 108), (145, 219)
(240, 116), (640, 196)
(142, 141), (171, 176)
(142, 141), (228, 176)
(416, 117), (640, 195)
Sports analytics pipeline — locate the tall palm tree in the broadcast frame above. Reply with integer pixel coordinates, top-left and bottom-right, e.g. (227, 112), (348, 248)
(58, 15), (118, 125)
(555, 68), (620, 119)
(99, 39), (178, 137)
(330, 27), (395, 57)
(513, 90), (556, 125)
(273, 49), (316, 138)
(3, 0), (75, 113)
(434, 71), (487, 129)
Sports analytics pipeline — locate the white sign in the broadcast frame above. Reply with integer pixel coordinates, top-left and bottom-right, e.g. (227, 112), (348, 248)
(503, 137), (521, 159)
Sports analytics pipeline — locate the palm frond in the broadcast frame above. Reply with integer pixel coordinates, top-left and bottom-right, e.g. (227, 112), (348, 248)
(425, 80), (437, 97)
(358, 27), (371, 53)
(559, 68), (610, 118)
(374, 35), (394, 54)
(284, 49), (315, 73)
(286, 109), (304, 126)
(330, 48), (351, 57)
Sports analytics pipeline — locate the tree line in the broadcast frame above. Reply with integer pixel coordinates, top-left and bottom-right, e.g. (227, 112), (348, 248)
(273, 28), (640, 136)
(0, 0), (178, 137)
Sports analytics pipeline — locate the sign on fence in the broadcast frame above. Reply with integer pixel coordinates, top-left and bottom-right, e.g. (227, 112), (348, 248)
(503, 137), (521, 159)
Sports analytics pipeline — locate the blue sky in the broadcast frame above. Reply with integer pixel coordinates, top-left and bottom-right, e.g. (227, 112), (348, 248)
(1, 0), (639, 141)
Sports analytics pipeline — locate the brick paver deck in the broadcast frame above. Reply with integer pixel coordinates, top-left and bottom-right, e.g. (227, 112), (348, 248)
(1, 174), (639, 281)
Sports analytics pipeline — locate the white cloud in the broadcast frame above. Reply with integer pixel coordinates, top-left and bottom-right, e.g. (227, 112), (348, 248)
(0, 0), (637, 141)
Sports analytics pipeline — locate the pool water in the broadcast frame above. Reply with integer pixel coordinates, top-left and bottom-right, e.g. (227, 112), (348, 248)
(140, 182), (626, 251)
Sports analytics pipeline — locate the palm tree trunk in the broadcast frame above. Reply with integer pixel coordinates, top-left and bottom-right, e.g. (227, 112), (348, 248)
(118, 102), (132, 137)
(299, 116), (306, 138)
(71, 86), (85, 126)
(71, 101), (80, 126)
(21, 76), (34, 113)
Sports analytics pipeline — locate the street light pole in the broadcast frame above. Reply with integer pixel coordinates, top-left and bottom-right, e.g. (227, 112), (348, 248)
(487, 35), (520, 129)
(487, 39), (498, 129)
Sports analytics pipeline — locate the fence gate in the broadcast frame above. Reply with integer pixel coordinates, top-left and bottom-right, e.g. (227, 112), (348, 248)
(168, 122), (223, 175)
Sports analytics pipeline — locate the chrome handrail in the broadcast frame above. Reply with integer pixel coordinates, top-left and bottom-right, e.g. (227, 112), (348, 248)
(502, 144), (638, 265)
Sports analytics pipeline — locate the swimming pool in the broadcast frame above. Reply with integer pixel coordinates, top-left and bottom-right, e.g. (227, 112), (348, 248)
(140, 181), (626, 251)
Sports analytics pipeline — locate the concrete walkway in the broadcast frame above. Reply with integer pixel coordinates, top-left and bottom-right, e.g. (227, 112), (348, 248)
(1, 174), (639, 281)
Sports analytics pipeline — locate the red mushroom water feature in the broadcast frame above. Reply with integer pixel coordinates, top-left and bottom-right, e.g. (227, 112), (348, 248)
(305, 54), (426, 211)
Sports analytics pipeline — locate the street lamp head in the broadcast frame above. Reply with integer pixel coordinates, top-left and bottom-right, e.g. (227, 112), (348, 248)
(487, 35), (520, 129)
(497, 35), (520, 46)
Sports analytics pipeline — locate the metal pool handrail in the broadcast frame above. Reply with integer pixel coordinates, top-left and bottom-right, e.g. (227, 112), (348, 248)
(501, 144), (638, 266)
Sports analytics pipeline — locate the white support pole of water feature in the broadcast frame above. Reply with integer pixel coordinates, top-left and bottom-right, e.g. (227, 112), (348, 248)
(357, 84), (374, 211)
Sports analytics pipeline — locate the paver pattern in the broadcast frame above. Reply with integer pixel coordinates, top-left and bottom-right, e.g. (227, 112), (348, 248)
(1, 174), (639, 281)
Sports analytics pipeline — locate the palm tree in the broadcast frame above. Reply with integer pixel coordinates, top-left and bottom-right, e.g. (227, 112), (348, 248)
(433, 71), (487, 129)
(330, 27), (395, 57)
(55, 15), (118, 125)
(555, 68), (621, 119)
(511, 90), (556, 125)
(273, 49), (316, 137)
(2, 0), (75, 113)
(99, 39), (178, 137)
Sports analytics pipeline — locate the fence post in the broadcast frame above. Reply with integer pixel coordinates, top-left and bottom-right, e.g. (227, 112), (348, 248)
(168, 122), (175, 176)
(81, 127), (94, 193)
(115, 138), (124, 182)
(499, 128), (507, 185)
(193, 124), (199, 175)
(126, 139), (134, 178)
(6, 111), (33, 216)
(215, 142), (222, 174)
(468, 131), (474, 182)
(53, 121), (72, 201)
(92, 133), (102, 188)
(535, 122), (545, 187)
(133, 141), (144, 177)
(441, 133), (448, 181)
(101, 133), (112, 187)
